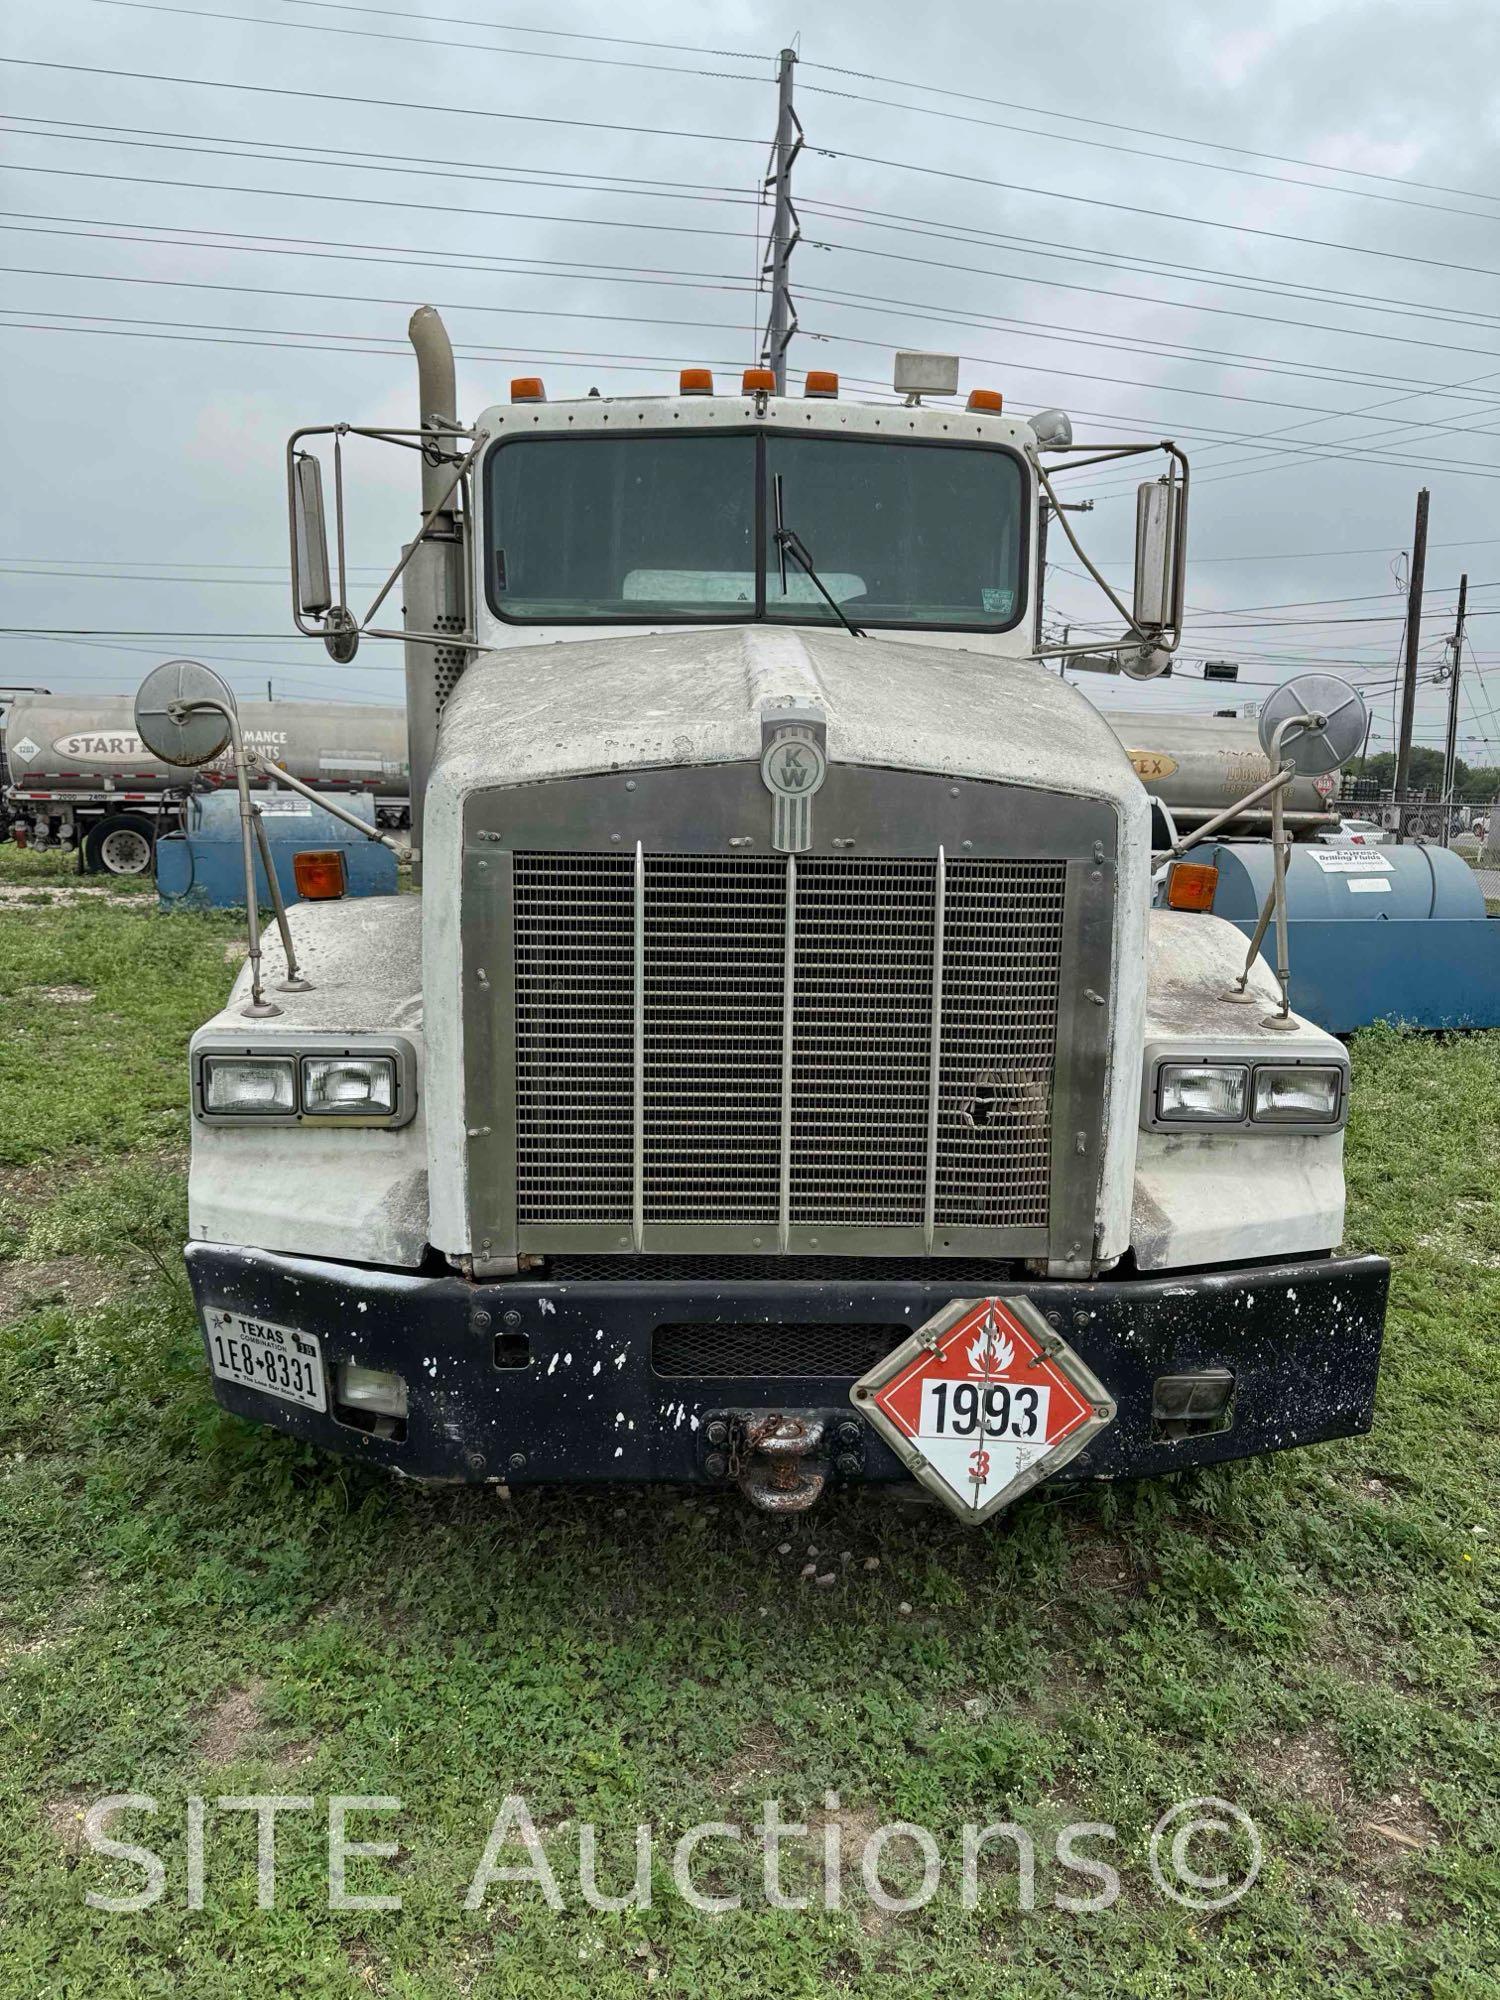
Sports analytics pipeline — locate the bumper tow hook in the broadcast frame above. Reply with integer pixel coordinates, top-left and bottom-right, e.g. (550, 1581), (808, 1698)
(736, 1413), (828, 1514)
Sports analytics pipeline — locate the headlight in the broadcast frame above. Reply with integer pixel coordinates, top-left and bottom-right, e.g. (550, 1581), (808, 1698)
(202, 1055), (296, 1115)
(193, 1038), (416, 1126)
(301, 1056), (397, 1117)
(1252, 1063), (1343, 1124)
(1157, 1063), (1247, 1123)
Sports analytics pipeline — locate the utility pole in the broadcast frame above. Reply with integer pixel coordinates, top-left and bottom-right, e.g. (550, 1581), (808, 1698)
(1393, 486), (1429, 841)
(761, 48), (802, 392)
(1440, 570), (1467, 844)
(1034, 498), (1091, 656)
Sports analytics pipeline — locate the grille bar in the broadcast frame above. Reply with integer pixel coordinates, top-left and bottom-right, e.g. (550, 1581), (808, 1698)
(777, 853), (797, 1254)
(922, 843), (946, 1254)
(632, 841), (644, 1252)
(511, 851), (1068, 1240)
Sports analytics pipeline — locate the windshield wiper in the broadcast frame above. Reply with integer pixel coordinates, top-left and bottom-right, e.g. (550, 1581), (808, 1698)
(772, 473), (865, 638)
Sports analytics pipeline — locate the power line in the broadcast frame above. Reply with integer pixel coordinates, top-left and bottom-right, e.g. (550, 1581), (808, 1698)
(0, 276), (774, 348)
(85, 0), (1498, 236)
(1167, 538), (1500, 566)
(0, 115), (764, 208)
(799, 281), (1500, 415)
(796, 57), (1500, 209)
(1084, 357), (1500, 501)
(0, 162), (761, 249)
(87, 0), (773, 84)
(10, 56), (1500, 282)
(0, 321), (798, 382)
(0, 565), (316, 585)
(282, 0), (765, 62)
(5, 303), (1495, 488)
(798, 75), (1500, 227)
(0, 57), (775, 155)
(2, 556), (383, 572)
(799, 201), (1500, 336)
(21, 257), (1500, 436)
(0, 210), (762, 296)
(14, 114), (1500, 351)
(1183, 584), (1498, 615)
(8, 302), (1500, 484)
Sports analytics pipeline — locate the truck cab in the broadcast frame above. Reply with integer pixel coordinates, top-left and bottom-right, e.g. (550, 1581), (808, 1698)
(178, 322), (1387, 1523)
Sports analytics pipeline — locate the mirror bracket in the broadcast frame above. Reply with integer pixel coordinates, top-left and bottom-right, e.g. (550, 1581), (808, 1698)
(285, 422), (488, 664)
(1031, 439), (1190, 672)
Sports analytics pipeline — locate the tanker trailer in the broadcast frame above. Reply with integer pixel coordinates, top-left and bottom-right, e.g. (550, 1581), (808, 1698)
(1099, 708), (1339, 836)
(2, 692), (408, 873)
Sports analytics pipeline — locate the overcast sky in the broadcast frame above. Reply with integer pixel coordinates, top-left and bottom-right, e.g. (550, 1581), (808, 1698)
(3, 0), (1499, 765)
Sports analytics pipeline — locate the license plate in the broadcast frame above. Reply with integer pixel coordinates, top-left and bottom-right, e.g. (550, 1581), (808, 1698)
(203, 1306), (326, 1412)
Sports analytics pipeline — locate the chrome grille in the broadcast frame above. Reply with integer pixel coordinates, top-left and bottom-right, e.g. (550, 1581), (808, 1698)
(644, 856), (784, 1224)
(937, 860), (1065, 1227)
(512, 853), (633, 1224)
(511, 852), (1067, 1241)
(791, 859), (934, 1225)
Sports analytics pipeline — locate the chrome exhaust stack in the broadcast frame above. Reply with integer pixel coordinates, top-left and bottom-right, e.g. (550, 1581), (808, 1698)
(403, 307), (468, 878)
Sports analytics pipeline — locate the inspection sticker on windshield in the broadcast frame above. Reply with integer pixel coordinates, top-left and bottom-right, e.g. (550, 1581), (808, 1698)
(204, 1306), (326, 1412)
(1309, 849), (1393, 873)
(981, 587), (1015, 616)
(852, 1297), (1115, 1524)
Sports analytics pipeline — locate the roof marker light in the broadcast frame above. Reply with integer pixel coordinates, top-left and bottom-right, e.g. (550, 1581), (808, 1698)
(967, 388), (1004, 413)
(510, 376), (546, 402)
(742, 367), (776, 393)
(680, 367), (714, 395)
(804, 370), (839, 398)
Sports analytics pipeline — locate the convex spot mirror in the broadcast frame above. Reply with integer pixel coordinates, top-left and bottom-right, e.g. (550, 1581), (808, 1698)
(134, 657), (237, 767)
(1258, 673), (1368, 776)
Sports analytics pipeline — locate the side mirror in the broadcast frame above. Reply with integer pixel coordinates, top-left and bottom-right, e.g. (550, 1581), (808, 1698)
(134, 657), (237, 767)
(1133, 476), (1186, 635)
(291, 453), (333, 618)
(290, 452), (359, 662)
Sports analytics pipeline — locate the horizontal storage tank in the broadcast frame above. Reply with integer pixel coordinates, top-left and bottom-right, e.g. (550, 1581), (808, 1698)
(2, 694), (408, 799)
(1164, 839), (1500, 1032)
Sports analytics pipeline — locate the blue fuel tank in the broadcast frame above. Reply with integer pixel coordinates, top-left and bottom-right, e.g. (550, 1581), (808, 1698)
(1165, 840), (1500, 1032)
(155, 789), (398, 909)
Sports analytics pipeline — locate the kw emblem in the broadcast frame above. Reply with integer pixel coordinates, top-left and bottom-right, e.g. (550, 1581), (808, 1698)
(760, 724), (827, 853)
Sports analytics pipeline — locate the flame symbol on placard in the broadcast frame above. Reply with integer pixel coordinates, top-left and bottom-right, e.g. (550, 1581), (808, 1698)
(967, 1328), (1014, 1377)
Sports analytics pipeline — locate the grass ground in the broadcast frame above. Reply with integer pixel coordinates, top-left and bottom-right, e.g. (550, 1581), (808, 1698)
(0, 843), (1496, 1998)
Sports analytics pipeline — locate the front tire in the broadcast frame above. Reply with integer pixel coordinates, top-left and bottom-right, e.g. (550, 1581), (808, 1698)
(84, 812), (156, 877)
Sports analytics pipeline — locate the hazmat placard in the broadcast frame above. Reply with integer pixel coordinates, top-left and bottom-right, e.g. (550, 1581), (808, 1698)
(852, 1297), (1115, 1524)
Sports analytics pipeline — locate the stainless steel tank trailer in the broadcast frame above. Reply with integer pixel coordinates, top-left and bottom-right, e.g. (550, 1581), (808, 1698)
(148, 322), (1388, 1523)
(1, 692), (409, 875)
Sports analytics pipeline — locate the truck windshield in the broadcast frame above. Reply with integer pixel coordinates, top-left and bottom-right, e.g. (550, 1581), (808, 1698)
(486, 431), (1025, 631)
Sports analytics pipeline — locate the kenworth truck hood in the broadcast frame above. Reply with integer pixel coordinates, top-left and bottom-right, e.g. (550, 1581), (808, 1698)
(424, 624), (1140, 803)
(421, 625), (1150, 1265)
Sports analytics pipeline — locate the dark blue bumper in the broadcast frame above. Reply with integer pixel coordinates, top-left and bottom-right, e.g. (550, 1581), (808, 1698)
(184, 1243), (1388, 1496)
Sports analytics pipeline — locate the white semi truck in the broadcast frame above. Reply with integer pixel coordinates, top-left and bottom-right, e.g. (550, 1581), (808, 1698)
(166, 319), (1387, 1522)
